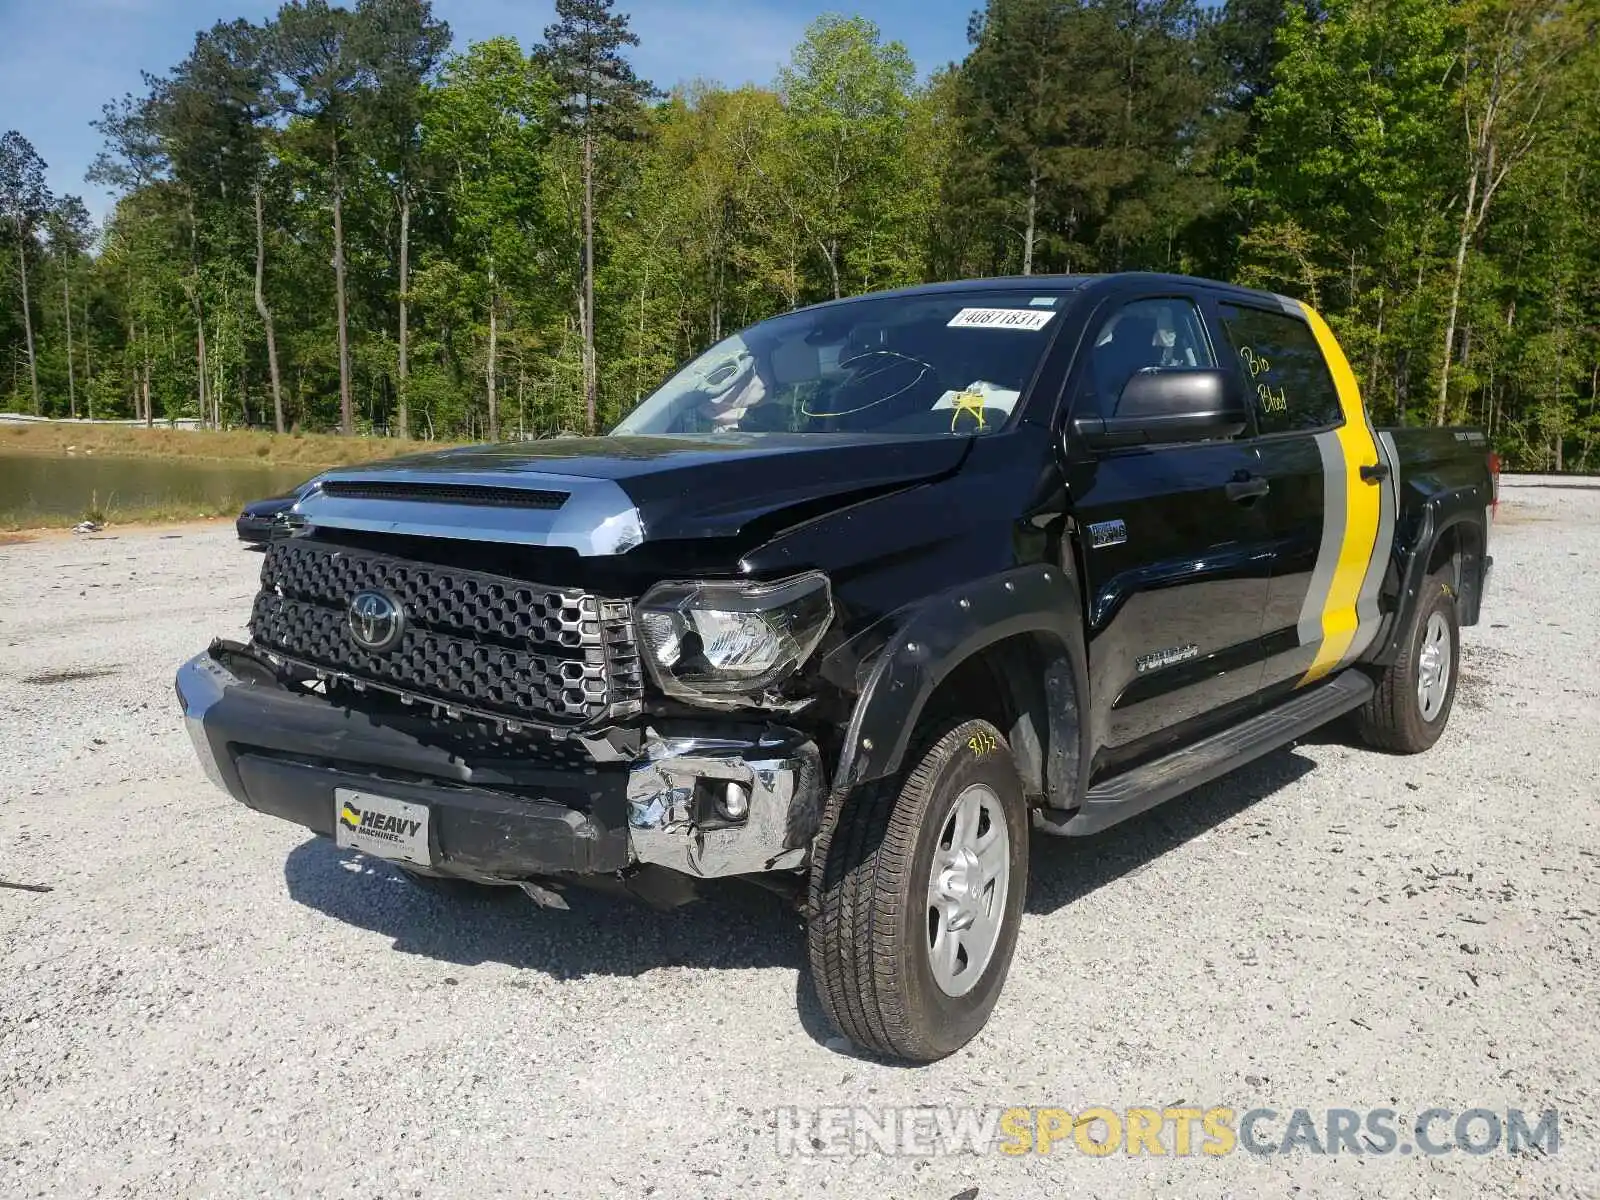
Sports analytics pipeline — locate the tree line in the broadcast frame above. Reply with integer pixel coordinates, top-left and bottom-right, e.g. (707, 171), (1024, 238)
(1, 0), (1596, 468)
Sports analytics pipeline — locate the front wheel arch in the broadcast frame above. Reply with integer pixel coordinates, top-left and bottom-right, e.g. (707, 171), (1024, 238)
(917, 633), (1081, 809)
(831, 565), (1089, 810)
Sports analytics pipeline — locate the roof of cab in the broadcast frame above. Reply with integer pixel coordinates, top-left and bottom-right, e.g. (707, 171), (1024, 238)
(799, 271), (1296, 312)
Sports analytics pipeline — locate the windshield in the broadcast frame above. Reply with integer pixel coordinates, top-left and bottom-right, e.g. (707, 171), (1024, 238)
(612, 289), (1070, 437)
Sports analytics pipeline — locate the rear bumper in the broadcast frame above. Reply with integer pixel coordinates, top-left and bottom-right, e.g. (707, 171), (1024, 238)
(176, 644), (823, 881)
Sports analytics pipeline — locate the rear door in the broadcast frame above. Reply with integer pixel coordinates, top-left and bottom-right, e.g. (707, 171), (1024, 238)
(1062, 289), (1274, 776)
(1207, 296), (1397, 693)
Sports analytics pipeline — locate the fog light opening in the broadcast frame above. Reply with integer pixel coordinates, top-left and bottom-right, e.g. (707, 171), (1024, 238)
(720, 781), (750, 821)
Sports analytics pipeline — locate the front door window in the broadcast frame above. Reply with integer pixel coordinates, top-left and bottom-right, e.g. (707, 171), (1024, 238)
(1079, 297), (1217, 419)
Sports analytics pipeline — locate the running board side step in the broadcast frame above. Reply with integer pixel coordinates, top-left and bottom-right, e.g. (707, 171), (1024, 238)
(1035, 670), (1375, 837)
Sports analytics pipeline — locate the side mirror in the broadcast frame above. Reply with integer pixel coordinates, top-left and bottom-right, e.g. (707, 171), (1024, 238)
(1071, 368), (1249, 450)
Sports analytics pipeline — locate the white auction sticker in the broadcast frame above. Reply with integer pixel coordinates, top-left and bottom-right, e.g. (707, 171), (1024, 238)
(947, 307), (1056, 331)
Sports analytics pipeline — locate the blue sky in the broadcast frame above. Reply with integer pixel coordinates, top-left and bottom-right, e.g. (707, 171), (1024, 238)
(0, 0), (974, 220)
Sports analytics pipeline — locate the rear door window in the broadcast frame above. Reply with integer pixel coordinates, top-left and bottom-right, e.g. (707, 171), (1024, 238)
(1215, 304), (1344, 434)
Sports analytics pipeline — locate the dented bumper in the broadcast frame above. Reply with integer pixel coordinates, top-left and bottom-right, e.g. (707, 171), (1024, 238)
(175, 644), (824, 882)
(626, 734), (823, 877)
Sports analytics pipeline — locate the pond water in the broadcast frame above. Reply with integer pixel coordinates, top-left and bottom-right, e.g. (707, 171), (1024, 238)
(0, 453), (318, 522)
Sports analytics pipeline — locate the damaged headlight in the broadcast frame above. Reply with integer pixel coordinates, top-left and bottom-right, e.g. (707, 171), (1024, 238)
(634, 572), (832, 704)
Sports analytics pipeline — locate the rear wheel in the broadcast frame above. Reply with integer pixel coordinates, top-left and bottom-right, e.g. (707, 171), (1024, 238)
(807, 719), (1028, 1062)
(1355, 573), (1459, 753)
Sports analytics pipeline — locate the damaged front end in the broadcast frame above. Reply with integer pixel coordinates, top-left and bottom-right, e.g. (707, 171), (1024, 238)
(174, 469), (856, 904)
(627, 733), (823, 877)
(176, 633), (828, 905)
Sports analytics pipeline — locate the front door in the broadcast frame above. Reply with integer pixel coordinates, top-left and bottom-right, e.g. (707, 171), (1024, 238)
(1061, 293), (1274, 778)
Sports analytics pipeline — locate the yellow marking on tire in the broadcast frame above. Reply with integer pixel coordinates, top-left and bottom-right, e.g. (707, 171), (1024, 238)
(1298, 303), (1382, 684)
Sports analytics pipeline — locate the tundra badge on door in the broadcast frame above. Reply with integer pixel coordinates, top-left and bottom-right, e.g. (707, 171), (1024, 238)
(1088, 519), (1128, 548)
(1136, 644), (1200, 674)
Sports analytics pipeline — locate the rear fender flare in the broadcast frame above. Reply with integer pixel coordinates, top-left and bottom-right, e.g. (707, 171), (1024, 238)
(1372, 492), (1489, 665)
(833, 564), (1089, 807)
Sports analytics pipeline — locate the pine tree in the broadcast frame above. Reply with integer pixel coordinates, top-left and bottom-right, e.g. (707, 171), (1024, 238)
(951, 0), (1228, 277)
(426, 38), (554, 441)
(538, 0), (654, 434)
(45, 197), (95, 419)
(271, 0), (366, 435)
(354, 0), (451, 438)
(0, 131), (54, 413)
(163, 20), (282, 430)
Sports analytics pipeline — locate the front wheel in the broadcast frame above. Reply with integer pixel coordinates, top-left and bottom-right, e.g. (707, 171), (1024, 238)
(1355, 572), (1459, 753)
(807, 719), (1029, 1062)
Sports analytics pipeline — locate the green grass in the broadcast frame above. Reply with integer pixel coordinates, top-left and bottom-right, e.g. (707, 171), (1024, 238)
(0, 497), (239, 532)
(1, 420), (462, 468)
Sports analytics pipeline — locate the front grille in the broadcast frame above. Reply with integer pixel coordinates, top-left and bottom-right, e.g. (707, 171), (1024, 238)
(250, 539), (641, 727)
(317, 480), (568, 509)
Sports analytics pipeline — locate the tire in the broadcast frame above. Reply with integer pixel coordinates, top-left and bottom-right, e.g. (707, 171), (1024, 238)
(807, 718), (1029, 1062)
(1355, 572), (1459, 753)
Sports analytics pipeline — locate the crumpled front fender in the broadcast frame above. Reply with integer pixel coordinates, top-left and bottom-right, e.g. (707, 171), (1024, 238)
(830, 563), (1089, 806)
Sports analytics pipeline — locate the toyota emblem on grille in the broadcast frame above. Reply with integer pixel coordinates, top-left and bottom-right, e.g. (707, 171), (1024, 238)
(348, 589), (404, 652)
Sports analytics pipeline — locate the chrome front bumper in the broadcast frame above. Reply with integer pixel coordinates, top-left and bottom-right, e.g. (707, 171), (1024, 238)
(626, 735), (824, 877)
(177, 647), (825, 880)
(178, 651), (231, 792)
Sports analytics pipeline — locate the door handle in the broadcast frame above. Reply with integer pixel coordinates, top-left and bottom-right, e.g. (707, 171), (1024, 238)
(1360, 462), (1391, 484)
(1225, 474), (1271, 503)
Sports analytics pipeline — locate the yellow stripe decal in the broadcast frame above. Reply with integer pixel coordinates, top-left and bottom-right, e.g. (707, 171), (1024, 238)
(1299, 302), (1382, 684)
(1339, 431), (1398, 668)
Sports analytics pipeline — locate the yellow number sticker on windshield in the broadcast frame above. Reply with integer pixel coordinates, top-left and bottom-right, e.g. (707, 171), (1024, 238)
(950, 391), (987, 431)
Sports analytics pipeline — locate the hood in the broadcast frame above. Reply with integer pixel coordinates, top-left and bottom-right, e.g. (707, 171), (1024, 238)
(292, 432), (972, 554)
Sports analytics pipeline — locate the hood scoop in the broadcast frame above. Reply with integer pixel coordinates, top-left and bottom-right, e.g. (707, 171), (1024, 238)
(319, 479), (568, 510)
(294, 467), (641, 555)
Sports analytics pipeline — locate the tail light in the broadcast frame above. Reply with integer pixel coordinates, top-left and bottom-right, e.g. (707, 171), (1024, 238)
(1487, 450), (1501, 520)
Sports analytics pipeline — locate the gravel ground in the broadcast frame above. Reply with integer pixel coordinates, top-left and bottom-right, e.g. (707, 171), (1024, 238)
(1, 478), (1597, 1198)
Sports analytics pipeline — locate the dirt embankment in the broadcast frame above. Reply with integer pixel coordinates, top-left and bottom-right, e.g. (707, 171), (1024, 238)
(1, 420), (457, 469)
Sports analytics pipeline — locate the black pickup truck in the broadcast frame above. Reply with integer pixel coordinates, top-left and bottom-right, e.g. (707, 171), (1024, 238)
(177, 273), (1495, 1062)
